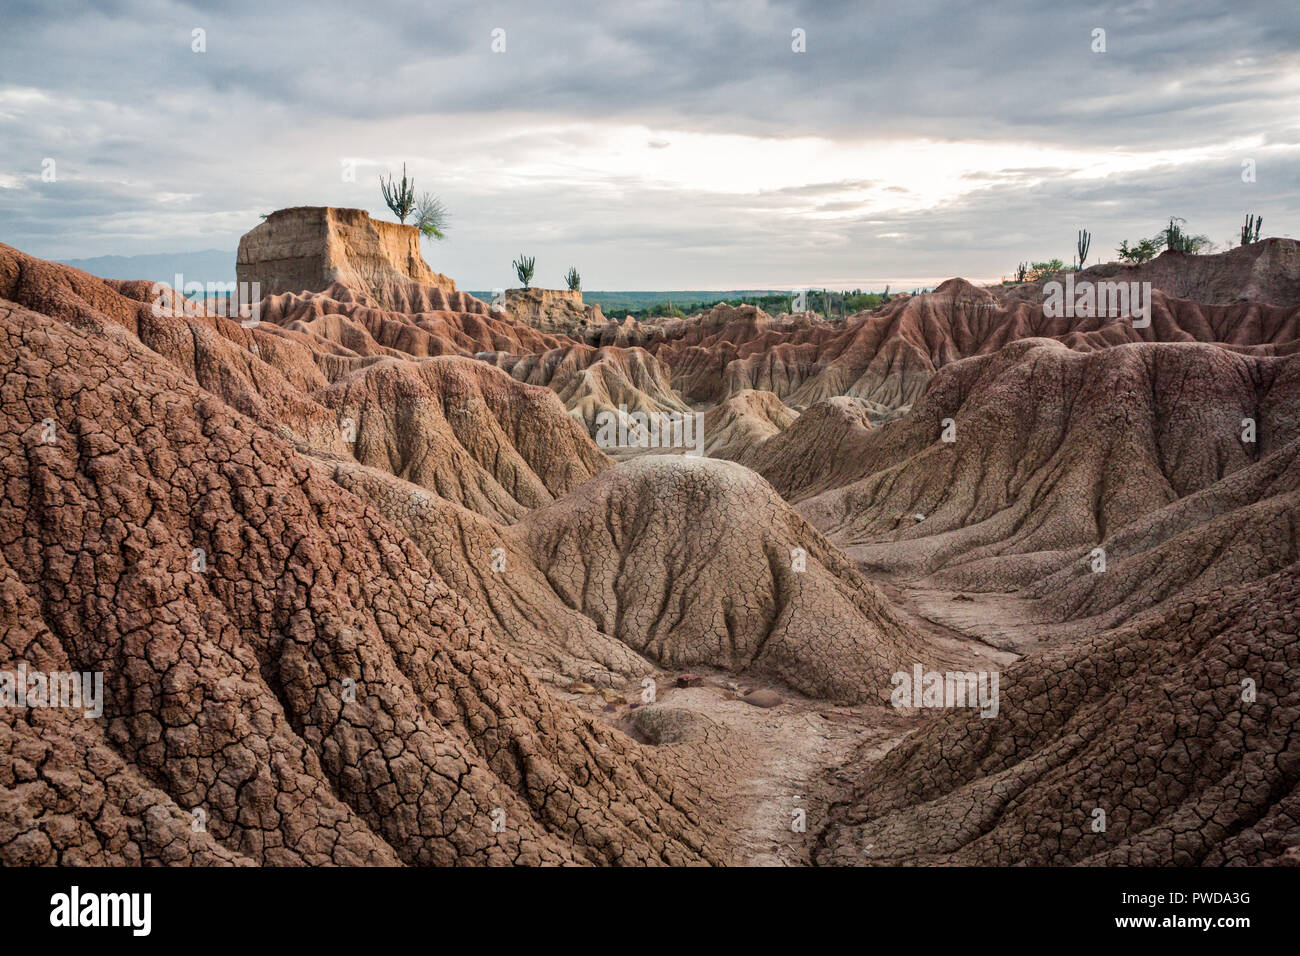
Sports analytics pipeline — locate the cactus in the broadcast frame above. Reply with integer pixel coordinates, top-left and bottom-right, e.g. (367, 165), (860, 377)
(1077, 230), (1091, 269)
(565, 266), (581, 292)
(1158, 217), (1210, 254)
(513, 254), (535, 289)
(1242, 214), (1263, 245)
(379, 163), (416, 224)
(1016, 262), (1029, 282)
(1163, 217), (1180, 251)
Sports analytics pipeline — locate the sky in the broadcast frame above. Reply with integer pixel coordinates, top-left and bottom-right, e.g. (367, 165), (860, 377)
(2, 0), (1299, 290)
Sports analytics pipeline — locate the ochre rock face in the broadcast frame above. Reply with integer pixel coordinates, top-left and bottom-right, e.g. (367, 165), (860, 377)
(504, 287), (604, 334)
(237, 207), (457, 308)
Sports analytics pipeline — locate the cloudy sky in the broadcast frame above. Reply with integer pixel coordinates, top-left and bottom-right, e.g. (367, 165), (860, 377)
(2, 0), (1299, 289)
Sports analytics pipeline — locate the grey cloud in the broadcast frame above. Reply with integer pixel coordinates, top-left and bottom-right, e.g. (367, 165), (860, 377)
(0, 0), (1297, 285)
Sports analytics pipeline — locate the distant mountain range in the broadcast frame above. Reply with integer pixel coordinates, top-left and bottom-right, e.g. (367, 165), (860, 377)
(57, 250), (237, 283)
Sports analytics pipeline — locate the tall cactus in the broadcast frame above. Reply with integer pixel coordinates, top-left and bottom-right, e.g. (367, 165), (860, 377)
(1077, 229), (1092, 269)
(1242, 214), (1263, 245)
(379, 163), (417, 224)
(1164, 217), (1182, 251)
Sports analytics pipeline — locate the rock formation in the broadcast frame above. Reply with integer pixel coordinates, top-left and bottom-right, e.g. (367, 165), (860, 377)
(508, 456), (932, 703)
(237, 207), (457, 308)
(504, 287), (605, 334)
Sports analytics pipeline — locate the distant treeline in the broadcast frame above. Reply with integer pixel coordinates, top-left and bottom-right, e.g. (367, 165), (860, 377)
(467, 287), (923, 320)
(587, 288), (909, 320)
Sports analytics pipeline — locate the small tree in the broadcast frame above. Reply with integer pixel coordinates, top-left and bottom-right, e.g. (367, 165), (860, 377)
(1117, 238), (1160, 264)
(1241, 214), (1263, 246)
(380, 163), (417, 224)
(415, 192), (449, 240)
(1026, 259), (1066, 281)
(513, 254), (536, 289)
(564, 267), (581, 291)
(1076, 229), (1091, 269)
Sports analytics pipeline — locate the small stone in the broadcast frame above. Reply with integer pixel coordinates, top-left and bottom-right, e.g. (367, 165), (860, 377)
(742, 689), (783, 708)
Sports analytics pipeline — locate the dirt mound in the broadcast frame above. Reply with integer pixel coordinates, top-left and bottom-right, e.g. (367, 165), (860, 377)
(742, 396), (876, 489)
(618, 304), (838, 405)
(701, 389), (799, 461)
(237, 206), (457, 306)
(487, 344), (691, 436)
(0, 243), (605, 526)
(8, 231), (1300, 869)
(312, 355), (609, 522)
(316, 458), (651, 687)
(770, 279), (1300, 411)
(814, 561), (1300, 865)
(507, 456), (931, 703)
(1018, 436), (1300, 640)
(775, 331), (1300, 866)
(629, 706), (723, 745)
(1060, 238), (1300, 307)
(0, 282), (721, 866)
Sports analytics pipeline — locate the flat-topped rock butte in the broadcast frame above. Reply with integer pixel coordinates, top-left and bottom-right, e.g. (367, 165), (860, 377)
(237, 206), (457, 309)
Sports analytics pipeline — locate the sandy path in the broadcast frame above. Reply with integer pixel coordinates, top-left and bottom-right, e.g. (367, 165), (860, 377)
(563, 579), (1016, 865)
